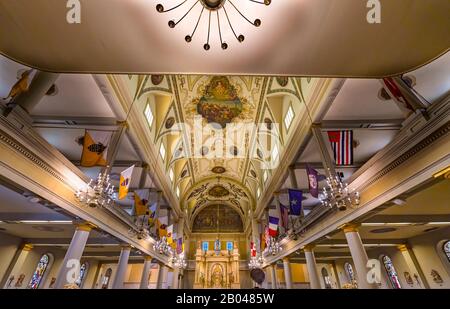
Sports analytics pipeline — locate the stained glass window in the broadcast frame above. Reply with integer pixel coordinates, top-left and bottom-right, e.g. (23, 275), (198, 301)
(344, 262), (356, 283)
(226, 241), (233, 251)
(202, 241), (209, 252)
(27, 254), (50, 289)
(75, 262), (89, 288)
(101, 268), (112, 289)
(444, 240), (450, 262)
(382, 255), (402, 289)
(321, 267), (332, 289)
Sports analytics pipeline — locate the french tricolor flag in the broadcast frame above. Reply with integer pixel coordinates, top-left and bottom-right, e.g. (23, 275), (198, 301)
(268, 216), (279, 237)
(327, 130), (354, 166)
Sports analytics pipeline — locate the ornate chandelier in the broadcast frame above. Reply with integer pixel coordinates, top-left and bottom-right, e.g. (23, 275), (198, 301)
(156, 0), (271, 50)
(172, 252), (188, 269)
(153, 236), (173, 255)
(75, 171), (115, 208)
(321, 174), (360, 211)
(248, 255), (264, 269)
(266, 236), (282, 256)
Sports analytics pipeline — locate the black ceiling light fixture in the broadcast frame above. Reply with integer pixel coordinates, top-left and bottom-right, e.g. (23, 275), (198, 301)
(156, 0), (271, 50)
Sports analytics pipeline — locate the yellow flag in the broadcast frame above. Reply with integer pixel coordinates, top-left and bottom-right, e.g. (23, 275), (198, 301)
(118, 165), (134, 200)
(167, 225), (174, 244)
(134, 189), (149, 216)
(80, 130), (112, 167)
(157, 217), (168, 238)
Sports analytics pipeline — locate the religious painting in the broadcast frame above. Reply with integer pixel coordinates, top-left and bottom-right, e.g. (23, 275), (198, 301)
(210, 264), (224, 288)
(276, 76), (289, 87)
(208, 185), (230, 198)
(192, 205), (243, 233)
(430, 269), (443, 285)
(212, 166), (226, 174)
(404, 272), (414, 286)
(15, 274), (25, 288)
(151, 75), (164, 85)
(195, 76), (243, 128)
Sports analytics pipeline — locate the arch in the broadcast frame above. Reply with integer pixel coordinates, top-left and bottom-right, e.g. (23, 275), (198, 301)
(192, 204), (244, 233)
(436, 239), (450, 277)
(381, 255), (402, 289)
(101, 268), (113, 289)
(27, 253), (53, 289)
(182, 176), (255, 207)
(321, 267), (332, 289)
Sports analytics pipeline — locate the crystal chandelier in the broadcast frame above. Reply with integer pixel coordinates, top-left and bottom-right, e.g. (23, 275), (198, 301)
(75, 170), (115, 208)
(248, 255), (264, 269)
(266, 236), (282, 256)
(153, 236), (173, 255)
(172, 252), (188, 269)
(321, 174), (360, 211)
(156, 0), (271, 50)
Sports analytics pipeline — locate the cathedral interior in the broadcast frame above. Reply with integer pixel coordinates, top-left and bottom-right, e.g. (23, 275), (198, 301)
(0, 0), (449, 290)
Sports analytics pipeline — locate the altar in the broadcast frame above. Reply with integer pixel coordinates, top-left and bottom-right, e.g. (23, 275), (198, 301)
(193, 241), (240, 289)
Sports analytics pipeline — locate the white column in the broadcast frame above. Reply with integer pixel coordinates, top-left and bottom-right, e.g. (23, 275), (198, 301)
(283, 257), (293, 289)
(2, 243), (33, 288)
(270, 265), (278, 289)
(343, 224), (378, 289)
(398, 244), (429, 288)
(140, 256), (153, 289)
(155, 263), (163, 289)
(304, 245), (321, 289)
(172, 217), (185, 289)
(112, 245), (131, 289)
(54, 223), (92, 289)
(158, 265), (169, 289)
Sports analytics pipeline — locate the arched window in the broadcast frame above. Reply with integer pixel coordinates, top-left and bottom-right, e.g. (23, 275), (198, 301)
(321, 267), (332, 289)
(443, 240), (450, 262)
(27, 254), (50, 289)
(344, 262), (356, 283)
(101, 268), (112, 289)
(75, 262), (89, 288)
(382, 255), (402, 289)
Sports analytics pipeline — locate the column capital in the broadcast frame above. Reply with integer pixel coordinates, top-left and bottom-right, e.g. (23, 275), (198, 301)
(75, 221), (97, 232)
(144, 255), (153, 261)
(397, 244), (410, 252)
(120, 244), (132, 250)
(273, 191), (281, 197)
(303, 244), (315, 252)
(21, 243), (34, 251)
(116, 120), (129, 128)
(341, 223), (360, 233)
(282, 257), (290, 263)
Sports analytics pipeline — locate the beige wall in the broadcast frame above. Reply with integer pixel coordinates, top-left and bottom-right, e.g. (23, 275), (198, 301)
(0, 232), (22, 284)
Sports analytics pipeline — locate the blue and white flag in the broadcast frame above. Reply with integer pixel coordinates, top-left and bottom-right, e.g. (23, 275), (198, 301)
(288, 189), (303, 216)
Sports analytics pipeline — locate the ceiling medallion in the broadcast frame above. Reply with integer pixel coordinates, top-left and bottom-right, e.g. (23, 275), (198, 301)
(156, 0), (272, 50)
(212, 166), (226, 174)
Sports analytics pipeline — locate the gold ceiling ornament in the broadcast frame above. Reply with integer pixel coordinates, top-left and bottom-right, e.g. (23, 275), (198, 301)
(156, 0), (271, 50)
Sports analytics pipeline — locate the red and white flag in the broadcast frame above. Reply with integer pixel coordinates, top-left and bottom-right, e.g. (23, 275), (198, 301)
(327, 131), (353, 166)
(250, 242), (257, 257)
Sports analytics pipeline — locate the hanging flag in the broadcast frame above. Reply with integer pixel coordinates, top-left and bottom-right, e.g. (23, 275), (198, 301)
(133, 189), (149, 216)
(157, 216), (168, 238)
(118, 165), (134, 200)
(288, 189), (303, 216)
(382, 77), (416, 113)
(176, 238), (183, 254)
(260, 232), (266, 251)
(80, 130), (112, 167)
(250, 242), (257, 257)
(147, 203), (157, 226)
(279, 203), (289, 230)
(166, 225), (174, 244)
(306, 164), (319, 198)
(3, 69), (37, 102)
(264, 226), (270, 247)
(327, 130), (354, 166)
(268, 216), (279, 237)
